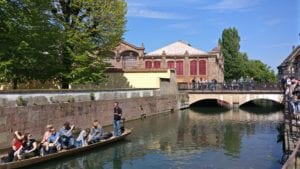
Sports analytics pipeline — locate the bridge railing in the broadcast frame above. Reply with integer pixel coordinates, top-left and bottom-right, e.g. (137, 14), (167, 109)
(178, 82), (282, 91)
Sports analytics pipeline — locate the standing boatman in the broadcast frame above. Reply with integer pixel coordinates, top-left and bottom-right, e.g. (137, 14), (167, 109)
(113, 102), (122, 136)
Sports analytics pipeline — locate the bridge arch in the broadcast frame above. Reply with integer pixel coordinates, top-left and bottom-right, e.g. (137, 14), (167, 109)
(188, 92), (284, 108)
(239, 98), (284, 107)
(190, 98), (231, 108)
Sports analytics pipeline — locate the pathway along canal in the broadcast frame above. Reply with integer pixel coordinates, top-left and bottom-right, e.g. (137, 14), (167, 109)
(28, 104), (284, 169)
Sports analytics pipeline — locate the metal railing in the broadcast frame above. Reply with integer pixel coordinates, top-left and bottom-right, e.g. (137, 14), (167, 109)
(282, 96), (300, 168)
(178, 82), (282, 91)
(282, 139), (300, 169)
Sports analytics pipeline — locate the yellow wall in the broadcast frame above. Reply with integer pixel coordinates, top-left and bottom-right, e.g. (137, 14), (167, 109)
(124, 69), (171, 88)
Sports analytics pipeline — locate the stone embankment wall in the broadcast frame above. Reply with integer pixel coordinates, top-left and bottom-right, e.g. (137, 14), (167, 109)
(0, 89), (187, 149)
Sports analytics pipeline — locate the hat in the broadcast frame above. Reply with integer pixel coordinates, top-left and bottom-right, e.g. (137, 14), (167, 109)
(46, 124), (53, 129)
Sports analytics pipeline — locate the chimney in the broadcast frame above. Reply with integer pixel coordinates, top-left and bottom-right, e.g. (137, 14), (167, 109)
(293, 45), (295, 51)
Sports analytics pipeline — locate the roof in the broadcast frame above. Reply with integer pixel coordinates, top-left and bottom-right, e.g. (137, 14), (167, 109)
(145, 40), (207, 56)
(121, 41), (144, 50)
(278, 45), (300, 68)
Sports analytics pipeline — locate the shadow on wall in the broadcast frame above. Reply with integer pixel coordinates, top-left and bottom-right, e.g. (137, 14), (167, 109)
(71, 72), (132, 89)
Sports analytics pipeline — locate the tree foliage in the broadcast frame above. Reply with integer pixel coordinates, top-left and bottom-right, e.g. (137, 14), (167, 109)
(52, 0), (127, 88)
(0, 0), (127, 89)
(220, 27), (276, 83)
(0, 0), (64, 89)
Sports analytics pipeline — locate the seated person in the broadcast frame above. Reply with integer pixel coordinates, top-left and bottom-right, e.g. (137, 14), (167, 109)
(45, 128), (60, 154)
(88, 120), (103, 144)
(39, 124), (53, 156)
(41, 124), (53, 144)
(76, 128), (90, 148)
(5, 131), (24, 162)
(59, 121), (75, 149)
(18, 133), (39, 160)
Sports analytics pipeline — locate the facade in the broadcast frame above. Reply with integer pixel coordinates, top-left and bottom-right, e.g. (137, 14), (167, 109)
(278, 45), (300, 79)
(144, 41), (224, 83)
(110, 41), (145, 70)
(110, 40), (224, 84)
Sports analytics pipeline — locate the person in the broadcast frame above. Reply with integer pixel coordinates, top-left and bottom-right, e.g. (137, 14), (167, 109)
(18, 133), (39, 160)
(191, 77), (196, 89)
(88, 120), (104, 144)
(76, 128), (89, 148)
(39, 124), (53, 156)
(41, 124), (53, 144)
(5, 131), (24, 162)
(45, 128), (60, 154)
(113, 102), (122, 136)
(59, 121), (75, 149)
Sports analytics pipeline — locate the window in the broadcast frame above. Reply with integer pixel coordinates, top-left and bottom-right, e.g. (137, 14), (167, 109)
(145, 61), (152, 69)
(167, 61), (175, 68)
(199, 60), (206, 75)
(154, 61), (161, 68)
(190, 60), (197, 75)
(176, 60), (183, 75)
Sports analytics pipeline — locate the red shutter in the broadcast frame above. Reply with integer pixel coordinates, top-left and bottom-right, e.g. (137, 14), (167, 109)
(199, 60), (206, 75)
(167, 61), (174, 68)
(176, 61), (183, 75)
(145, 61), (152, 69)
(190, 60), (197, 75)
(154, 61), (161, 68)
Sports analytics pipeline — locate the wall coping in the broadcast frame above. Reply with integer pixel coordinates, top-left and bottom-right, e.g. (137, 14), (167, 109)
(0, 88), (158, 94)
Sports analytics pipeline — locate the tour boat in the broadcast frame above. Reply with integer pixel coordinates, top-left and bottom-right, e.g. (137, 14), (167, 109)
(0, 129), (132, 169)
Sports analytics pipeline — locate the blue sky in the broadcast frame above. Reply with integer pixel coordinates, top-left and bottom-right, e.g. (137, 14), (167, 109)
(123, 0), (300, 72)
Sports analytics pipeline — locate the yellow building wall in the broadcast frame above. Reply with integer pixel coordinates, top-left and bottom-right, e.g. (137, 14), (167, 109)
(124, 69), (171, 88)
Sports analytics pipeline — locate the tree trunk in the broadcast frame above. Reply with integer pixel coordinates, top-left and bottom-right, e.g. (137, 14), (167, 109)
(13, 79), (17, 89)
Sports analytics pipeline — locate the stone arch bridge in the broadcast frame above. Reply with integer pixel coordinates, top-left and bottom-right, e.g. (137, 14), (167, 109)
(188, 90), (284, 108)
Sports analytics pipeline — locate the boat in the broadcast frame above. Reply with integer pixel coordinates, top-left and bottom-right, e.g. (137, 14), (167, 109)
(0, 129), (132, 169)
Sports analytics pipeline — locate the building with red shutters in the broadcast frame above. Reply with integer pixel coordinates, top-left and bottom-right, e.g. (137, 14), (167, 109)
(110, 40), (224, 84)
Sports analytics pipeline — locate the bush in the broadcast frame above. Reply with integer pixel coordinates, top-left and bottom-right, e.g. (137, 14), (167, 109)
(16, 96), (27, 106)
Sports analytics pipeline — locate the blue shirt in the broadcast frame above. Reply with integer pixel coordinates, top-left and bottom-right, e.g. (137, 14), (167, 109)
(48, 132), (60, 143)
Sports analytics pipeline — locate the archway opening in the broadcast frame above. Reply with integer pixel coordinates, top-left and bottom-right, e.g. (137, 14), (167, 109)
(240, 99), (284, 114)
(190, 99), (230, 114)
(120, 50), (139, 69)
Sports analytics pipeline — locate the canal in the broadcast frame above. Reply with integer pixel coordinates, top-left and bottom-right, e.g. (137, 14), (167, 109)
(28, 106), (284, 169)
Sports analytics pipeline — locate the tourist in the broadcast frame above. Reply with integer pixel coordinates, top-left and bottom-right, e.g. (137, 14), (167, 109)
(76, 128), (89, 148)
(41, 124), (53, 144)
(59, 121), (75, 149)
(88, 120), (104, 144)
(191, 77), (196, 89)
(45, 128), (60, 154)
(5, 131), (24, 162)
(39, 124), (53, 156)
(113, 102), (122, 136)
(18, 133), (39, 160)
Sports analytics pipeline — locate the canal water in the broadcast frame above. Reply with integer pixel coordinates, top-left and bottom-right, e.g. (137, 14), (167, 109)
(28, 107), (284, 169)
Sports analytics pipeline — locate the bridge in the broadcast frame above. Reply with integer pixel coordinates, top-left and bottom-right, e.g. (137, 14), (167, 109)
(178, 83), (284, 108)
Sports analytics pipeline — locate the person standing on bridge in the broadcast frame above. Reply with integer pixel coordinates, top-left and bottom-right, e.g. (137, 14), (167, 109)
(113, 102), (122, 136)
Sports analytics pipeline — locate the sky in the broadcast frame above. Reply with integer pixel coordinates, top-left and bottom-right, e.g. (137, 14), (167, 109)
(123, 0), (300, 72)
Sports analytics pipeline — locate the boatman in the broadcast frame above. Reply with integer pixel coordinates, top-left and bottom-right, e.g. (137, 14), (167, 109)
(113, 102), (122, 136)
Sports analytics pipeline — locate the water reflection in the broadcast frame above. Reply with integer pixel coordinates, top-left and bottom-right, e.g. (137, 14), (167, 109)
(29, 108), (284, 169)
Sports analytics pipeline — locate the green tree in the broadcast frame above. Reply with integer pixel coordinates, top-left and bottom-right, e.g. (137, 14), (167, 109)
(220, 27), (242, 81)
(220, 27), (276, 83)
(246, 60), (276, 83)
(52, 0), (127, 88)
(0, 0), (63, 89)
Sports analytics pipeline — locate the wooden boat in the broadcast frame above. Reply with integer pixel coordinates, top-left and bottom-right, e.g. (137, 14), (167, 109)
(0, 129), (132, 169)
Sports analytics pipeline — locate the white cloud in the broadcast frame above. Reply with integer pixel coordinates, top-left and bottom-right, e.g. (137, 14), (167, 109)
(127, 1), (185, 19)
(200, 0), (259, 12)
